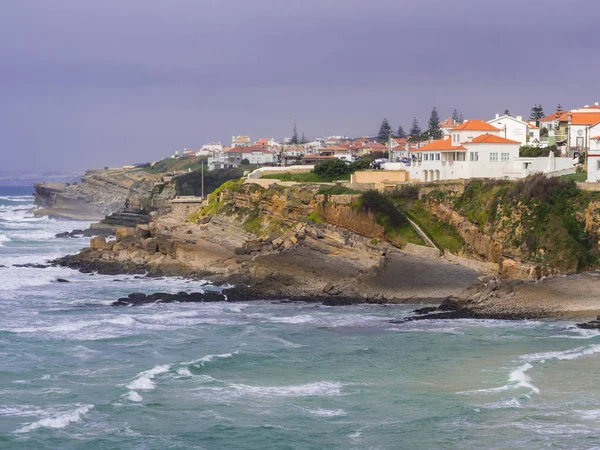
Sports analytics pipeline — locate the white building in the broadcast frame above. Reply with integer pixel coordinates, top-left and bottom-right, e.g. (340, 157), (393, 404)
(566, 113), (600, 154)
(201, 142), (223, 152)
(231, 135), (251, 147)
(588, 135), (600, 182)
(488, 114), (536, 146)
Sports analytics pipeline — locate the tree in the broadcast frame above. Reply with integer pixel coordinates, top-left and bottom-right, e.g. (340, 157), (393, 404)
(409, 118), (421, 137)
(396, 125), (406, 139)
(291, 120), (299, 145)
(556, 103), (563, 113)
(313, 158), (350, 179)
(300, 132), (307, 144)
(451, 109), (460, 123)
(529, 104), (545, 126)
(427, 107), (442, 140)
(376, 118), (392, 144)
(457, 113), (464, 124)
(503, 109), (511, 116)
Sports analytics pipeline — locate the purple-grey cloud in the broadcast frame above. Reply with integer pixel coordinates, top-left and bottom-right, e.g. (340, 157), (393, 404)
(1, 0), (599, 171)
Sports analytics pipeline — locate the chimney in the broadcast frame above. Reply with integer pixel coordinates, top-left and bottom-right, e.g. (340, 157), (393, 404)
(495, 113), (499, 119)
(596, 102), (599, 106)
(516, 115), (522, 121)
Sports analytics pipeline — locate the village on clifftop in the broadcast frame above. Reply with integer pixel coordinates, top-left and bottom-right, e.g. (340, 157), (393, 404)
(165, 102), (600, 184)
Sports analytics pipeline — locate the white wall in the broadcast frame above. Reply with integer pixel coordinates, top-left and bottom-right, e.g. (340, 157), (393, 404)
(488, 116), (528, 145)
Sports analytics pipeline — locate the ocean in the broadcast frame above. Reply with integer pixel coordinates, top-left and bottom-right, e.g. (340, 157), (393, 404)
(2, 186), (600, 449)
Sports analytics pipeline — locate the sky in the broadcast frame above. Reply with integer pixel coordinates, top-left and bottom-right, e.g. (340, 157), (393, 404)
(1, 0), (599, 172)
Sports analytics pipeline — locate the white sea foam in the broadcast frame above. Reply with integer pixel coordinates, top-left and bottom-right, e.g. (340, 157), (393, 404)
(127, 391), (143, 402)
(0, 233), (10, 246)
(229, 381), (343, 397)
(520, 344), (600, 363)
(126, 364), (171, 391)
(274, 337), (303, 348)
(268, 315), (316, 324)
(177, 367), (193, 377)
(15, 404), (93, 433)
(186, 351), (238, 366)
(303, 407), (347, 417)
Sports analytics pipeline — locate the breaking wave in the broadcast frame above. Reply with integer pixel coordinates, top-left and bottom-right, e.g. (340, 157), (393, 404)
(15, 404), (93, 433)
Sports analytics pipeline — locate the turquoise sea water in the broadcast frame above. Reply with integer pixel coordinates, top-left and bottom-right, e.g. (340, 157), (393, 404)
(2, 187), (600, 449)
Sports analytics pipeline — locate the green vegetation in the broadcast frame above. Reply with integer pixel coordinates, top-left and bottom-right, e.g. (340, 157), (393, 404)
(560, 172), (586, 183)
(176, 168), (244, 197)
(243, 211), (263, 234)
(188, 178), (244, 222)
(141, 155), (207, 174)
(317, 185), (360, 195)
(451, 176), (600, 272)
(307, 210), (324, 223)
(356, 190), (424, 246)
(390, 186), (465, 253)
(314, 158), (353, 178)
(519, 145), (560, 157)
(261, 172), (350, 183)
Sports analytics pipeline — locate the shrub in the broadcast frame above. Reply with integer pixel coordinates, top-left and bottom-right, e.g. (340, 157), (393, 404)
(314, 158), (350, 179)
(519, 145), (560, 157)
(389, 185), (419, 200)
(241, 158), (250, 165)
(359, 190), (407, 229)
(506, 174), (577, 203)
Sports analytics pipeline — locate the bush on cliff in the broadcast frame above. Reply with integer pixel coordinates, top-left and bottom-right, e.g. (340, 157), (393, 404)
(451, 176), (599, 272)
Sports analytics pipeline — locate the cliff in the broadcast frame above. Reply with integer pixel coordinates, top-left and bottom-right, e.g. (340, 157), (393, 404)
(57, 179), (480, 303)
(34, 168), (159, 220)
(392, 175), (600, 279)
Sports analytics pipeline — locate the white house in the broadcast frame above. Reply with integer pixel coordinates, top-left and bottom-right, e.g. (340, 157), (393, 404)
(488, 114), (535, 146)
(410, 120), (522, 182)
(201, 142), (223, 153)
(588, 135), (600, 182)
(566, 113), (600, 154)
(231, 135), (251, 147)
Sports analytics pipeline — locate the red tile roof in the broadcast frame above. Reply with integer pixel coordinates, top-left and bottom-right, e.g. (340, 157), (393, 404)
(453, 120), (500, 131)
(540, 111), (569, 122)
(568, 112), (600, 125)
(466, 134), (520, 145)
(411, 138), (466, 152)
(439, 117), (458, 128)
(591, 135), (600, 140)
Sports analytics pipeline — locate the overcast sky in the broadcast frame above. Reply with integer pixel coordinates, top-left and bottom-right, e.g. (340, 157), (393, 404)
(1, 0), (598, 172)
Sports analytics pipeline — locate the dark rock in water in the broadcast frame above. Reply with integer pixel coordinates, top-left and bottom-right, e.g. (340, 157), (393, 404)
(56, 278), (70, 283)
(413, 306), (439, 315)
(112, 290), (227, 306)
(13, 263), (50, 269)
(389, 310), (479, 324)
(55, 232), (71, 239)
(0, 265), (6, 268)
(577, 317), (600, 329)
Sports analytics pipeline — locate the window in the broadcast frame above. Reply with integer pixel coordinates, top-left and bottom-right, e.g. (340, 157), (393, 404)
(452, 134), (459, 143)
(436, 153), (440, 160)
(470, 152), (479, 162)
(490, 152), (498, 162)
(597, 160), (600, 171)
(424, 154), (429, 161)
(501, 153), (510, 162)
(456, 153), (466, 161)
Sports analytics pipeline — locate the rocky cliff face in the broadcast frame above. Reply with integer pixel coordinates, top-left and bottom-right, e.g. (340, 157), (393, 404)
(57, 180), (480, 303)
(34, 168), (164, 220)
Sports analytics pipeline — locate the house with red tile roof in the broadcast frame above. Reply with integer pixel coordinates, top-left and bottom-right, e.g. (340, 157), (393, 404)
(409, 121), (527, 181)
(439, 117), (459, 136)
(231, 135), (251, 147)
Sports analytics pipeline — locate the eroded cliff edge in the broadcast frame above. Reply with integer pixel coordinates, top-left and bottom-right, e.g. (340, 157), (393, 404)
(56, 180), (481, 303)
